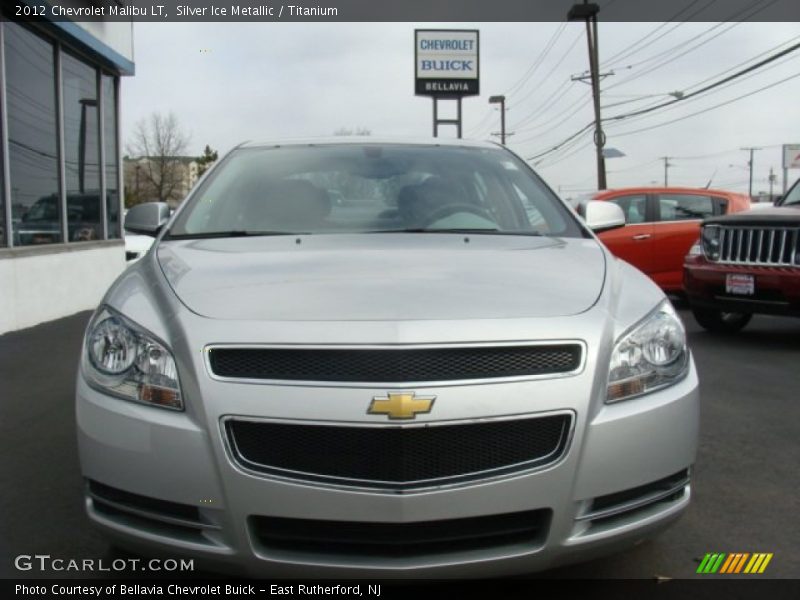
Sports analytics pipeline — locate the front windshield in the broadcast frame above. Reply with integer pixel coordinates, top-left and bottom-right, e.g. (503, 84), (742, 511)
(167, 144), (583, 238)
(781, 179), (800, 206)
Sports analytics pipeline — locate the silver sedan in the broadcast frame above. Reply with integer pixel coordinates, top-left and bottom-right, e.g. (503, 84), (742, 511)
(76, 139), (698, 577)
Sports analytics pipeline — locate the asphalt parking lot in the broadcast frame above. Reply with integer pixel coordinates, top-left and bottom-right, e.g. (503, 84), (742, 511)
(1, 307), (798, 579)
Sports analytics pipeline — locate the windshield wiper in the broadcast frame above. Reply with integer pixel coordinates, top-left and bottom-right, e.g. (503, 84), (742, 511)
(365, 228), (542, 236)
(164, 230), (303, 240)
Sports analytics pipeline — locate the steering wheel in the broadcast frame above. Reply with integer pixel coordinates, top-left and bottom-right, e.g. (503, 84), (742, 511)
(420, 203), (495, 227)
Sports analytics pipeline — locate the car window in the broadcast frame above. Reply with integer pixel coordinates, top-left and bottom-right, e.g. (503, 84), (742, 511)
(169, 144), (583, 238)
(781, 179), (800, 206)
(609, 195), (648, 224)
(658, 194), (713, 221)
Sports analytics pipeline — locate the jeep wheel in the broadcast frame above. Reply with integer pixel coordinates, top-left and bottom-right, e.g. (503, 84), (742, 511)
(691, 307), (752, 333)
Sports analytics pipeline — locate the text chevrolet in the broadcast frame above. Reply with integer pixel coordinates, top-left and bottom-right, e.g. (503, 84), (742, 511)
(77, 139), (699, 577)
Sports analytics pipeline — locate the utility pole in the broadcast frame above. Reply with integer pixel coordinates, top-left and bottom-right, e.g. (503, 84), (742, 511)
(568, 1), (607, 190)
(488, 95), (508, 145)
(741, 146), (762, 199)
(769, 166), (776, 201)
(660, 156), (672, 186)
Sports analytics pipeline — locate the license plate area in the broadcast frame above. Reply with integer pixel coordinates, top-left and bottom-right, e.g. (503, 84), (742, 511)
(726, 273), (755, 295)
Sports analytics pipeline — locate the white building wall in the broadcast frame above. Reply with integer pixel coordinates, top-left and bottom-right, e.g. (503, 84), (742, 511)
(0, 243), (125, 334)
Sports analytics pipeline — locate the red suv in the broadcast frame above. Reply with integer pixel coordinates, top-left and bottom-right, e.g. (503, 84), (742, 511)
(592, 187), (751, 293)
(684, 178), (800, 332)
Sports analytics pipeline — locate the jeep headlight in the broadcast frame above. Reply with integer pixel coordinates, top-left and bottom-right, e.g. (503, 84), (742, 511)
(84, 307), (183, 410)
(607, 301), (689, 403)
(701, 225), (721, 260)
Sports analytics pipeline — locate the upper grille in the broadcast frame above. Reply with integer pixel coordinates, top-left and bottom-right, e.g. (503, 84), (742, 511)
(208, 344), (582, 383)
(225, 413), (572, 490)
(714, 226), (800, 266)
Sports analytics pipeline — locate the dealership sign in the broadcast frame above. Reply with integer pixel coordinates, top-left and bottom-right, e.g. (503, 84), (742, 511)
(783, 144), (800, 169)
(415, 29), (479, 97)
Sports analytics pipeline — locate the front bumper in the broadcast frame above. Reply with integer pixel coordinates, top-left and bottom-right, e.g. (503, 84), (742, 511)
(76, 360), (699, 578)
(684, 258), (800, 317)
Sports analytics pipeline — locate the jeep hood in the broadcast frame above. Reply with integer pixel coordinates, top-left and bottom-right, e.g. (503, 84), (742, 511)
(705, 204), (800, 225)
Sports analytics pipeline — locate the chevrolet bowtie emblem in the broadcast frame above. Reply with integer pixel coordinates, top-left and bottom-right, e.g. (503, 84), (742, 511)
(368, 391), (436, 420)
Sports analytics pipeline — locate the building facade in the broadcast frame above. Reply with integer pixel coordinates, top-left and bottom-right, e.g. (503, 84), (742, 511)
(0, 11), (134, 333)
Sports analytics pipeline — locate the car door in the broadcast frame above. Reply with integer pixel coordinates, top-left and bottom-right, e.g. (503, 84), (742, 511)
(650, 193), (715, 291)
(597, 194), (655, 276)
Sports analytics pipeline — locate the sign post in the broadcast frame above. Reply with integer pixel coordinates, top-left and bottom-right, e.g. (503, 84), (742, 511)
(415, 30), (479, 138)
(782, 144), (800, 193)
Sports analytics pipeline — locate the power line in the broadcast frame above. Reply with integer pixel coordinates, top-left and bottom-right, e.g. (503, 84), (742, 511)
(526, 122), (593, 161)
(503, 23), (567, 97)
(604, 23), (739, 92)
(523, 41), (800, 160)
(601, 51), (800, 135)
(604, 0), (779, 91)
(688, 34), (800, 91)
(470, 28), (584, 139)
(510, 90), (591, 141)
(609, 70), (800, 138)
(507, 29), (584, 114)
(600, 0), (717, 68)
(603, 40), (800, 124)
(518, 20), (759, 156)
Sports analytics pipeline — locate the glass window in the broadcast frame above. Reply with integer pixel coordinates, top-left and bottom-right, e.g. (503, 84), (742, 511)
(610, 195), (648, 224)
(0, 126), (5, 247)
(167, 144), (583, 239)
(659, 194), (713, 221)
(780, 179), (800, 206)
(102, 74), (119, 238)
(62, 52), (101, 242)
(5, 23), (61, 246)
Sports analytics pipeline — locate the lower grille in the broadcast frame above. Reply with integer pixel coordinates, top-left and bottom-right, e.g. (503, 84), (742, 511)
(250, 510), (551, 557)
(225, 413), (572, 490)
(578, 469), (690, 525)
(87, 480), (220, 545)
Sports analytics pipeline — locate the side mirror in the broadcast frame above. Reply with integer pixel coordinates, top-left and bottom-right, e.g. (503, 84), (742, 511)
(584, 200), (625, 233)
(124, 202), (170, 235)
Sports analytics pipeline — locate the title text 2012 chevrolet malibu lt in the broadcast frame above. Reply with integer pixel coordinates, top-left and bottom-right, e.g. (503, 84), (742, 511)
(77, 139), (698, 577)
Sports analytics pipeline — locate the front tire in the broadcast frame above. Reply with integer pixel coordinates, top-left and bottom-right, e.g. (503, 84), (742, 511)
(691, 307), (752, 333)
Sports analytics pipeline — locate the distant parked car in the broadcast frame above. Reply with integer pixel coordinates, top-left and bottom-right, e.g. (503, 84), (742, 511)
(123, 232), (155, 263)
(123, 205), (168, 262)
(16, 191), (116, 245)
(684, 178), (800, 332)
(591, 187), (751, 293)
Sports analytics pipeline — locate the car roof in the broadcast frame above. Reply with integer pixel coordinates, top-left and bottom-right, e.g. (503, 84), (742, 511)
(593, 186), (747, 198)
(238, 137), (502, 150)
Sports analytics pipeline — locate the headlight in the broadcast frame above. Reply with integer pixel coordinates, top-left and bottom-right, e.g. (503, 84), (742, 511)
(607, 300), (689, 403)
(84, 307), (183, 410)
(701, 225), (720, 260)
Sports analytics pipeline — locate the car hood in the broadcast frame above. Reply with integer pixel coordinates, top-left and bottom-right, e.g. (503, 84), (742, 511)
(155, 234), (606, 321)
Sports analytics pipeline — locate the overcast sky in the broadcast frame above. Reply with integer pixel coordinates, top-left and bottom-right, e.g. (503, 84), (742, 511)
(122, 21), (800, 197)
